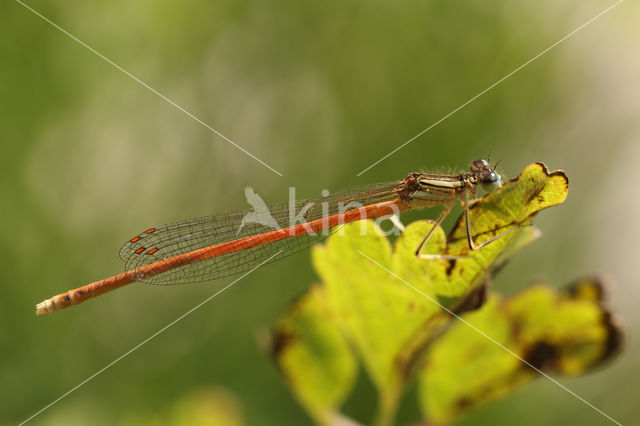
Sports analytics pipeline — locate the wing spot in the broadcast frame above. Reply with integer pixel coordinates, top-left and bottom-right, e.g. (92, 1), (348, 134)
(146, 247), (159, 255)
(130, 236), (142, 243)
(134, 247), (146, 254)
(145, 228), (157, 234)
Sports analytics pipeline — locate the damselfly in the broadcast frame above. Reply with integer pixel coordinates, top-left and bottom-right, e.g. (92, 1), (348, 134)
(36, 159), (504, 315)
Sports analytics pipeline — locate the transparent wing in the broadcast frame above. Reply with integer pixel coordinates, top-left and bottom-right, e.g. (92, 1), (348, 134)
(119, 181), (401, 285)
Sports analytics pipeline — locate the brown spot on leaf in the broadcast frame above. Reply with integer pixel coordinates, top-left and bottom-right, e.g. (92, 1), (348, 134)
(446, 259), (457, 276)
(565, 276), (606, 301)
(523, 341), (557, 371)
(271, 329), (296, 357)
(506, 162), (569, 190)
(601, 311), (625, 362)
(564, 276), (624, 365)
(454, 283), (488, 315)
(525, 185), (545, 206)
(455, 396), (475, 410)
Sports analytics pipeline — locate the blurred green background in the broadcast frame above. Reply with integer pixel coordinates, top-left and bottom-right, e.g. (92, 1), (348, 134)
(2, 0), (638, 424)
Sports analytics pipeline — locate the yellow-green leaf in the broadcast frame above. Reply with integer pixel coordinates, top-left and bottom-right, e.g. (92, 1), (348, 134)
(312, 220), (434, 399)
(271, 285), (358, 425)
(393, 162), (568, 306)
(418, 277), (623, 424)
(118, 387), (246, 426)
(449, 162), (569, 251)
(167, 388), (245, 426)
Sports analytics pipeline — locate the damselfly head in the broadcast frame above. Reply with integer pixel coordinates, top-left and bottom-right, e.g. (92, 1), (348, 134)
(470, 158), (502, 192)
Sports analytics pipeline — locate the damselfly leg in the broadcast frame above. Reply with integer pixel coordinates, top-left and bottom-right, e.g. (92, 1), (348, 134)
(414, 175), (516, 260)
(414, 200), (458, 259)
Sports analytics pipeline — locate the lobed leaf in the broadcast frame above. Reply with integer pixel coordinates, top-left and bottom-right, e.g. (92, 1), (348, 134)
(418, 277), (623, 424)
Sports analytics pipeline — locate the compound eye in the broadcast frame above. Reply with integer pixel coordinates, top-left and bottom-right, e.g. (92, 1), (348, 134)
(481, 171), (501, 192)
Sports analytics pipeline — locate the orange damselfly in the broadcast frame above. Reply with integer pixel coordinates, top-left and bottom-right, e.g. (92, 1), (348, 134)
(36, 159), (503, 315)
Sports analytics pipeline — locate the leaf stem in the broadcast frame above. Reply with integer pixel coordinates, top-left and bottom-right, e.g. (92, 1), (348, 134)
(374, 386), (402, 426)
